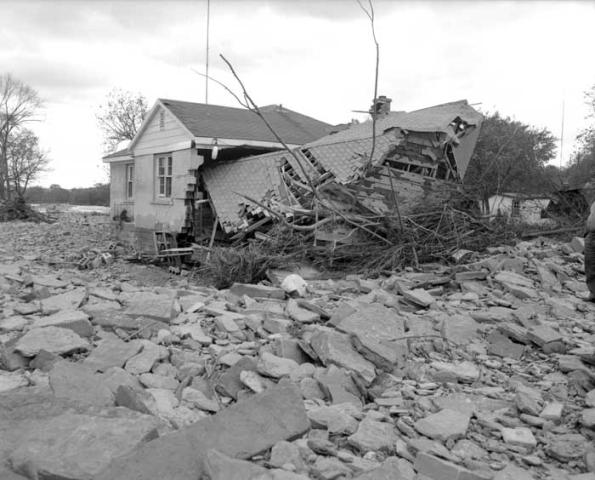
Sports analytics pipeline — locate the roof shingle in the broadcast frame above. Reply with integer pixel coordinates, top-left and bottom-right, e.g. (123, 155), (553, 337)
(160, 99), (334, 145)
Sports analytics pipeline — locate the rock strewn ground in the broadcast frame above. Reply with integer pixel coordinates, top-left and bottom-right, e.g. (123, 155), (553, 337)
(0, 215), (594, 479)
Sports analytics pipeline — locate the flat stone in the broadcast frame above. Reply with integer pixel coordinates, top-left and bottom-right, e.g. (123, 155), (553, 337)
(125, 340), (167, 375)
(546, 433), (588, 461)
(89, 287), (119, 302)
(257, 351), (299, 378)
(308, 404), (359, 434)
(470, 307), (514, 324)
(286, 298), (319, 323)
(139, 373), (179, 390)
(413, 452), (485, 480)
(269, 440), (305, 470)
(13, 303), (40, 316)
(540, 402), (564, 422)
(214, 315), (241, 333)
(487, 331), (524, 360)
(172, 323), (212, 344)
(215, 357), (258, 399)
(14, 326), (89, 357)
(32, 274), (68, 288)
(229, 283), (285, 299)
(315, 365), (362, 407)
(502, 427), (537, 449)
(204, 449), (270, 480)
(182, 387), (219, 412)
(32, 309), (93, 337)
(414, 409), (471, 442)
(41, 287), (86, 313)
(348, 417), (397, 452)
(494, 464), (535, 480)
(515, 384), (543, 416)
(9, 408), (160, 480)
(49, 361), (114, 407)
(0, 372), (28, 393)
(115, 385), (155, 415)
(102, 366), (144, 394)
(430, 360), (480, 383)
(0, 340), (29, 371)
(586, 389), (595, 407)
(441, 314), (480, 345)
(335, 302), (406, 370)
(310, 327), (376, 385)
(354, 456), (414, 480)
(527, 324), (562, 347)
(582, 408), (595, 428)
(95, 382), (310, 480)
(0, 315), (28, 332)
(494, 271), (534, 289)
(451, 439), (487, 460)
(84, 337), (142, 372)
(125, 292), (176, 322)
(402, 288), (435, 308)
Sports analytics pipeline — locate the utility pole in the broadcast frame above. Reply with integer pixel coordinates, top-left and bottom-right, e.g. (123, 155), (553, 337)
(560, 99), (565, 169)
(205, 0), (210, 104)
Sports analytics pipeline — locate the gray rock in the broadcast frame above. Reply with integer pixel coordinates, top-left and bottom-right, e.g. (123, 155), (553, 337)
(49, 361), (114, 407)
(204, 449), (271, 480)
(84, 337), (142, 372)
(310, 327), (376, 385)
(414, 409), (471, 442)
(41, 288), (86, 313)
(348, 417), (397, 452)
(335, 302), (406, 370)
(95, 382), (310, 480)
(32, 309), (93, 337)
(124, 292), (176, 322)
(257, 351), (299, 378)
(14, 326), (89, 357)
(9, 409), (160, 480)
(125, 340), (167, 375)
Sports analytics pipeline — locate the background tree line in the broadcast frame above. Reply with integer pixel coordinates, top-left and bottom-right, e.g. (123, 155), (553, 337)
(25, 183), (109, 206)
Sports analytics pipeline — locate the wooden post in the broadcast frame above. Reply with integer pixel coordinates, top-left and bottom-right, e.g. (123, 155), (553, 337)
(206, 217), (218, 261)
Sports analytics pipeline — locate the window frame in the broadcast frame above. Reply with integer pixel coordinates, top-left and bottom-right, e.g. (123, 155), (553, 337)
(156, 154), (173, 198)
(125, 163), (134, 200)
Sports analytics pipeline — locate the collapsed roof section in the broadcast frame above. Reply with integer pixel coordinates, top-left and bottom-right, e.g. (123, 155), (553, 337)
(202, 100), (483, 234)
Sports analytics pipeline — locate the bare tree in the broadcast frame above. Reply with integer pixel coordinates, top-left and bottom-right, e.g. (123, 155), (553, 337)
(7, 129), (49, 198)
(96, 89), (148, 152)
(0, 74), (43, 200)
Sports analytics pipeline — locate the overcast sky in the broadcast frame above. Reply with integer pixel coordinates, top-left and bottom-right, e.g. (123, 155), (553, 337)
(2, 0), (595, 188)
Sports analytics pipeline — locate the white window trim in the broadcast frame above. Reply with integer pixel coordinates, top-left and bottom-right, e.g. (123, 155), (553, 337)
(156, 154), (173, 198)
(126, 163), (134, 200)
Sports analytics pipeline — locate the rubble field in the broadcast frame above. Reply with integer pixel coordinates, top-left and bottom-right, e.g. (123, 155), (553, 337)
(1, 213), (595, 480)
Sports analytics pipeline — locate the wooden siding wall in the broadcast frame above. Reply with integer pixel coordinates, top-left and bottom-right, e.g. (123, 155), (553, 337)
(134, 106), (191, 156)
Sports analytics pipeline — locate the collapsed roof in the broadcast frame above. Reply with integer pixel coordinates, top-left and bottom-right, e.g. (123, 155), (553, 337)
(202, 100), (483, 234)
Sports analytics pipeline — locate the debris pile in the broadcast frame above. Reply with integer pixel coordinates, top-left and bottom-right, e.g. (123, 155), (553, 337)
(1, 216), (595, 480)
(0, 197), (54, 223)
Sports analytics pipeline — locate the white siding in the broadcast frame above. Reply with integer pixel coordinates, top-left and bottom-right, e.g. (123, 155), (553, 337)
(133, 106), (191, 156)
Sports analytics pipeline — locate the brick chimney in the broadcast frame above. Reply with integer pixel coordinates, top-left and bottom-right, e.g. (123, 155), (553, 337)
(369, 95), (392, 116)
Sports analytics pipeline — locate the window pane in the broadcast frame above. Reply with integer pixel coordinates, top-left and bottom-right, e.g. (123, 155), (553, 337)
(128, 182), (133, 198)
(159, 177), (165, 195)
(166, 177), (172, 197)
(167, 157), (172, 175)
(130, 166), (134, 181)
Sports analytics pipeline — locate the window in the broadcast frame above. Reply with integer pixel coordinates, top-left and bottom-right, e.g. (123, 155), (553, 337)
(126, 164), (134, 199)
(159, 110), (165, 130)
(157, 155), (173, 197)
(512, 199), (520, 217)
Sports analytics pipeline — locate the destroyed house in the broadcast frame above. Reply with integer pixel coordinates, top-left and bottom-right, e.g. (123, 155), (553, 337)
(103, 99), (334, 251)
(202, 100), (484, 237)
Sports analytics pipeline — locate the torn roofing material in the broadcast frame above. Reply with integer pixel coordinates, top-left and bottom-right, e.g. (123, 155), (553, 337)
(201, 150), (291, 233)
(306, 100), (483, 179)
(160, 99), (335, 145)
(202, 100), (483, 234)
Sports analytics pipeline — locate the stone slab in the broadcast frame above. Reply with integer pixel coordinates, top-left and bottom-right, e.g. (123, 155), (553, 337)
(95, 382), (310, 480)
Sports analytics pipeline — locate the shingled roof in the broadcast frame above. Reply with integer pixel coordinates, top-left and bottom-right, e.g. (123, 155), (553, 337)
(160, 99), (334, 145)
